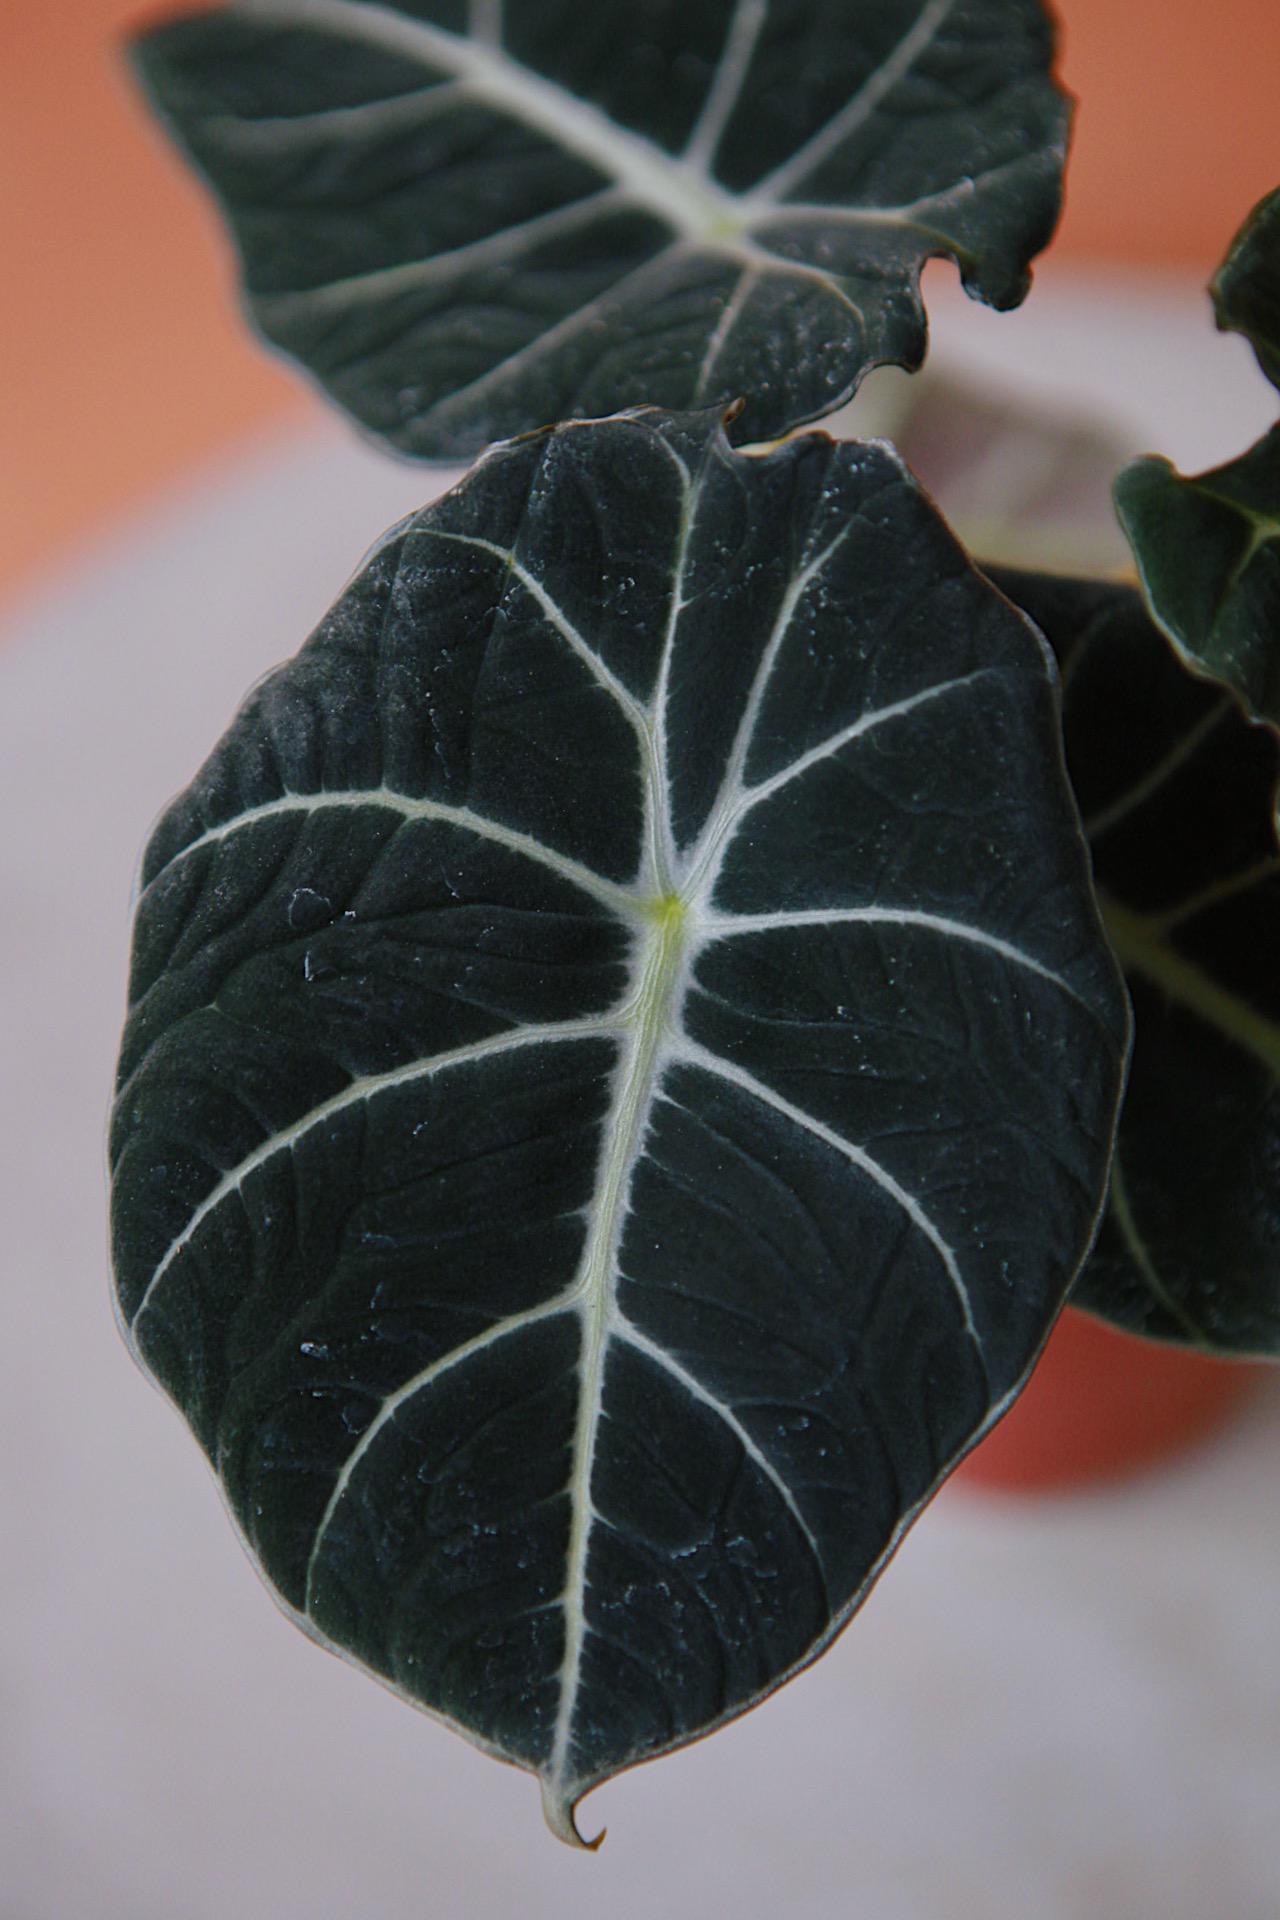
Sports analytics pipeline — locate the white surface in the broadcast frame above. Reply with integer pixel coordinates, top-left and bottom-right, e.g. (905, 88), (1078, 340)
(3, 270), (1280, 1919)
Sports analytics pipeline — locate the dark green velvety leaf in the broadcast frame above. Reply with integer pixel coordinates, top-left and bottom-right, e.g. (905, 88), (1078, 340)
(112, 409), (1125, 1843)
(130, 0), (1069, 455)
(1114, 187), (1280, 726)
(1213, 186), (1280, 391)
(991, 568), (1280, 1355)
(1114, 430), (1280, 726)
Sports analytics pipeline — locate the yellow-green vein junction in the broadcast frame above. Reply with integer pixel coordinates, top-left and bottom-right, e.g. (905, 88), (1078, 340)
(123, 474), (1101, 1848)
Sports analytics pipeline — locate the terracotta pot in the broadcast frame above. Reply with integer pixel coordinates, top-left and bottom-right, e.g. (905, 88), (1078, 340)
(954, 1306), (1264, 1493)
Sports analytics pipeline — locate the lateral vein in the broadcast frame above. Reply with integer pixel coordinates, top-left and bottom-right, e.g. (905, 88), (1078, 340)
(142, 787), (639, 916)
(733, 670), (991, 822)
(1108, 1157), (1207, 1345)
(420, 530), (653, 741)
(304, 1287), (582, 1607)
(746, 0), (957, 207)
(682, 519), (859, 896)
(127, 1017), (614, 1337)
(1100, 891), (1280, 1077)
(1083, 697), (1232, 842)
(676, 1036), (980, 1345)
(682, 0), (769, 171)
(685, 664), (992, 906)
(701, 904), (1085, 1005)
(614, 1318), (827, 1583)
(234, 0), (737, 237)
(258, 190), (628, 316)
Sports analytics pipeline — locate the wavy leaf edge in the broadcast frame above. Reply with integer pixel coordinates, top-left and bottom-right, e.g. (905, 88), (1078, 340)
(113, 408), (1128, 1843)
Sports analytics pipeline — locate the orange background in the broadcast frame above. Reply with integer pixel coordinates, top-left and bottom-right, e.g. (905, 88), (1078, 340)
(4, 0), (1280, 601)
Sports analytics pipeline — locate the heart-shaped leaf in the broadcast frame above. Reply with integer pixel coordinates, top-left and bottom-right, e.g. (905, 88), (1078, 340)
(131, 0), (1069, 455)
(112, 409), (1125, 1841)
(1114, 187), (1280, 727)
(992, 567), (1280, 1355)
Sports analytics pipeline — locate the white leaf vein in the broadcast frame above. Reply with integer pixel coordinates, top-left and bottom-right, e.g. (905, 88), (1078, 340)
(726, 669), (992, 831)
(690, 266), (759, 404)
(701, 904), (1086, 1007)
(224, 0), (986, 425)
(129, 364), (1078, 1838)
(615, 1318), (827, 1578)
(258, 189), (629, 318)
(235, 0), (737, 237)
(304, 1285), (579, 1607)
(746, 0), (958, 207)
(683, 517), (860, 893)
(675, 1034), (980, 1346)
(141, 787), (637, 917)
(205, 78), (472, 148)
(1083, 695), (1232, 842)
(1109, 1157), (1207, 1346)
(420, 529), (652, 740)
(469, 0), (501, 48)
(648, 445), (701, 885)
(411, 241), (688, 436)
(682, 0), (769, 171)
(128, 1016), (614, 1336)
(543, 908), (680, 1820)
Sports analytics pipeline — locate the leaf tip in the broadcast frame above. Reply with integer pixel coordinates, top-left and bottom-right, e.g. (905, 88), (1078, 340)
(540, 1777), (605, 1852)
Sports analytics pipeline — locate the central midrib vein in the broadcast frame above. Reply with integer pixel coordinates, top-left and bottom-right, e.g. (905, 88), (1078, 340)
(543, 897), (688, 1845)
(238, 0), (738, 238)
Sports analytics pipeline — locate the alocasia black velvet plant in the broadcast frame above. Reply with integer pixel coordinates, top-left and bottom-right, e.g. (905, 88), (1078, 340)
(112, 0), (1280, 1845)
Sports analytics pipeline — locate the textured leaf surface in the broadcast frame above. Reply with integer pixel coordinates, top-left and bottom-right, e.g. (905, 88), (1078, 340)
(1115, 188), (1280, 726)
(1213, 186), (1280, 391)
(131, 0), (1069, 455)
(112, 410), (1125, 1840)
(993, 568), (1280, 1355)
(1115, 430), (1280, 727)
